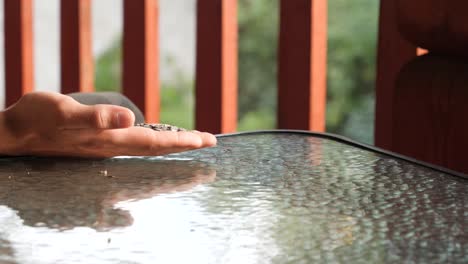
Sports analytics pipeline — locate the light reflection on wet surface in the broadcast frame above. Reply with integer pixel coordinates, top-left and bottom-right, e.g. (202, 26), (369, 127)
(0, 132), (466, 263)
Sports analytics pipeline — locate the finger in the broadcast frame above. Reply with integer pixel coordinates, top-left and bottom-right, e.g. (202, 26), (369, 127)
(121, 129), (204, 154)
(63, 104), (135, 129)
(76, 128), (207, 156)
(51, 127), (215, 158)
(191, 131), (217, 147)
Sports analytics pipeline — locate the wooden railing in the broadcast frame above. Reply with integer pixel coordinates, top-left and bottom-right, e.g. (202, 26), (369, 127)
(4, 0), (34, 105)
(5, 0), (468, 174)
(4, 0), (328, 135)
(375, 0), (419, 150)
(4, 0), (464, 168)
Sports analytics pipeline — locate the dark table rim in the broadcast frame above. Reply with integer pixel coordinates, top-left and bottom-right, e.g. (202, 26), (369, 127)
(217, 130), (468, 180)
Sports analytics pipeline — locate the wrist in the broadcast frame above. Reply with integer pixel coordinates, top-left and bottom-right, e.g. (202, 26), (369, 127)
(0, 110), (23, 155)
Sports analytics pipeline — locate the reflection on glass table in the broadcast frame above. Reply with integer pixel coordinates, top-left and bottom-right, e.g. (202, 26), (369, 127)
(0, 131), (466, 264)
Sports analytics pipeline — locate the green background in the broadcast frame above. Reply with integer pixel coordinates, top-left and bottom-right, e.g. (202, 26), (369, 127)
(95, 0), (379, 144)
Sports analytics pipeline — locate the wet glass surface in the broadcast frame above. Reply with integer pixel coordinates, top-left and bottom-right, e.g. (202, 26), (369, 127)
(0, 132), (466, 263)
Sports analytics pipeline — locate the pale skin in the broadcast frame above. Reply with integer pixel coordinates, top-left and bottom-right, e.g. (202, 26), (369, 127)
(0, 91), (217, 158)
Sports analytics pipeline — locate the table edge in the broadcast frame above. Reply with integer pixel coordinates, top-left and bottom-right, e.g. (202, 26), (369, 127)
(217, 130), (468, 180)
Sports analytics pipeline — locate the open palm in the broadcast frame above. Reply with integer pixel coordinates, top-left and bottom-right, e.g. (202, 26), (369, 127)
(0, 92), (216, 158)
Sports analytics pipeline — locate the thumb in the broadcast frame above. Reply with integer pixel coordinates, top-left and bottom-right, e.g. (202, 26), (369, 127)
(63, 104), (136, 129)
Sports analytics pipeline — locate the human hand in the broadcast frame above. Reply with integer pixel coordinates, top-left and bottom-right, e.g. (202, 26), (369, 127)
(0, 92), (216, 158)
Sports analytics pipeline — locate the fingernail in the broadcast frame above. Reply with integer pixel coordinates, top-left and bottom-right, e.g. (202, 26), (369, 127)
(113, 111), (134, 128)
(114, 112), (129, 128)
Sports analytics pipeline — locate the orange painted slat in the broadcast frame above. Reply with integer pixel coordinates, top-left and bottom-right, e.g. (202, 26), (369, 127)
(277, 0), (327, 131)
(417, 48), (428, 56)
(374, 0), (418, 149)
(123, 0), (159, 123)
(196, 0), (238, 134)
(60, 0), (94, 94)
(4, 0), (34, 107)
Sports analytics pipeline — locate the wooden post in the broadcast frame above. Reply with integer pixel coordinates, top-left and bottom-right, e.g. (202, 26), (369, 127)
(123, 0), (159, 123)
(4, 0), (34, 106)
(393, 54), (468, 174)
(60, 0), (94, 94)
(375, 0), (418, 149)
(277, 0), (327, 131)
(196, 0), (238, 134)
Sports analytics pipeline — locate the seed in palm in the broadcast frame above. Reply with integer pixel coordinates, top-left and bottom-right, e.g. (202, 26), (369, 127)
(135, 123), (187, 132)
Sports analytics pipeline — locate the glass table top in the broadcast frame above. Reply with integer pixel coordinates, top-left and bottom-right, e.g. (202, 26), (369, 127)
(0, 131), (466, 263)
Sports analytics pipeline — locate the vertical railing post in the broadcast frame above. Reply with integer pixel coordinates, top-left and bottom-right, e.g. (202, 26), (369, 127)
(123, 0), (159, 123)
(277, 0), (327, 131)
(60, 0), (94, 94)
(375, 0), (418, 149)
(4, 0), (34, 107)
(196, 0), (238, 134)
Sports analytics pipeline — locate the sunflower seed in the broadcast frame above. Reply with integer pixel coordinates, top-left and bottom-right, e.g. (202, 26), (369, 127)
(135, 123), (187, 132)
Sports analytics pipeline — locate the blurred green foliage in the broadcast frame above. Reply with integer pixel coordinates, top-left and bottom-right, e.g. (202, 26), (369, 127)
(94, 39), (121, 93)
(94, 41), (194, 129)
(327, 0), (379, 143)
(237, 0), (279, 130)
(95, 0), (379, 143)
(236, 0), (379, 141)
